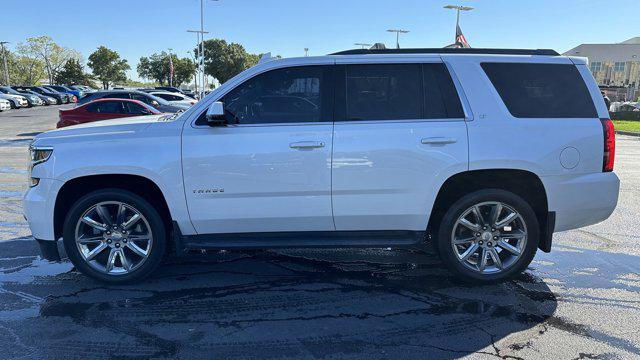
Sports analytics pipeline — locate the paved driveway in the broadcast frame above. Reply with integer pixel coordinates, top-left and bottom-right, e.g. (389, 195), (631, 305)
(0, 106), (639, 359)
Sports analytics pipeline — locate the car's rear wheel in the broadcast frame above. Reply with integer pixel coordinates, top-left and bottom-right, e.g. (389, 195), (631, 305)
(436, 189), (539, 283)
(62, 189), (166, 283)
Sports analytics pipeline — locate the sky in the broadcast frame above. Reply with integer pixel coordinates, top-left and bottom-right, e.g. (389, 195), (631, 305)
(1, 0), (639, 81)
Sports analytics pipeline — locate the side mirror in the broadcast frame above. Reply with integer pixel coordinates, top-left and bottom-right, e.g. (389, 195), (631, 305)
(206, 101), (227, 126)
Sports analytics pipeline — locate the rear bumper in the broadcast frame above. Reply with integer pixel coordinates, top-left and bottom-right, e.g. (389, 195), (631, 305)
(542, 172), (620, 232)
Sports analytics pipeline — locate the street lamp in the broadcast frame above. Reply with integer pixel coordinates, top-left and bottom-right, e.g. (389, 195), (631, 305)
(0, 41), (9, 86)
(187, 29), (210, 97)
(444, 5), (473, 43)
(194, 0), (219, 98)
(386, 29), (409, 49)
(354, 43), (372, 49)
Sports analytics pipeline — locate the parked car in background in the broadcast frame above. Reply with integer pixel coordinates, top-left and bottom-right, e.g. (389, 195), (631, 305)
(0, 93), (28, 108)
(57, 98), (161, 128)
(68, 85), (94, 95)
(44, 86), (77, 103)
(77, 90), (189, 113)
(17, 90), (58, 106)
(155, 86), (197, 99)
(16, 86), (69, 104)
(0, 86), (43, 107)
(0, 99), (10, 111)
(148, 90), (197, 106)
(45, 85), (83, 101)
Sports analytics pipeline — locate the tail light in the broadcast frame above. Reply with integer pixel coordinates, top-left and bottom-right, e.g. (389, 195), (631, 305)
(600, 119), (615, 172)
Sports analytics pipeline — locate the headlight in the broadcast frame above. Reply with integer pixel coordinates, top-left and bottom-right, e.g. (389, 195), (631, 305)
(28, 145), (53, 187)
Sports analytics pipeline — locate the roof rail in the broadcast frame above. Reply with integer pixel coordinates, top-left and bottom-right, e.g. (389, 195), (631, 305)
(330, 48), (560, 56)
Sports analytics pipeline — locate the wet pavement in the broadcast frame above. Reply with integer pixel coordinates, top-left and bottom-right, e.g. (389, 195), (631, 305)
(0, 106), (639, 359)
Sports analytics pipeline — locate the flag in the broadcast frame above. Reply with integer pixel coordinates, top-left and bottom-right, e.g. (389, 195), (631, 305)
(455, 24), (471, 48)
(168, 56), (174, 86)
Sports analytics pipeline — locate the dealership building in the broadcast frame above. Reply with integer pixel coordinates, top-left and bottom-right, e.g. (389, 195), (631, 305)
(563, 37), (640, 101)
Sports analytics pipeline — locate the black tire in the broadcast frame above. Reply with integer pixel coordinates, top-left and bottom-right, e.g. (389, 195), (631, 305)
(436, 189), (539, 283)
(62, 189), (167, 283)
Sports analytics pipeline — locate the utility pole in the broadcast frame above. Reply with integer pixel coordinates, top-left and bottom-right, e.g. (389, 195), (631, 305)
(0, 42), (9, 86)
(444, 5), (473, 43)
(354, 43), (372, 49)
(386, 29), (409, 49)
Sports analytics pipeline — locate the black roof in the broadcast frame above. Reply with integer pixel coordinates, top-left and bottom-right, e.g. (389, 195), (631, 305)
(331, 48), (560, 56)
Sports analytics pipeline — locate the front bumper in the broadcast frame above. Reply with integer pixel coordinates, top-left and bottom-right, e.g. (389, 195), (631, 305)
(23, 178), (64, 241)
(36, 239), (61, 261)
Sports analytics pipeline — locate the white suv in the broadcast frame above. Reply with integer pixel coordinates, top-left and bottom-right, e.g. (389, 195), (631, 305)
(24, 48), (619, 283)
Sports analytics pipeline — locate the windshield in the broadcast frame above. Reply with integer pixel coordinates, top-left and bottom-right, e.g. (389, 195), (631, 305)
(0, 87), (21, 95)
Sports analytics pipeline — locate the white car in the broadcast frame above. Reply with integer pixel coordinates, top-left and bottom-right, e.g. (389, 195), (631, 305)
(0, 93), (28, 108)
(24, 48), (619, 284)
(148, 91), (197, 107)
(0, 98), (10, 111)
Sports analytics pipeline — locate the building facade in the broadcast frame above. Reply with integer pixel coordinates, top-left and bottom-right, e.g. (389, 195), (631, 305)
(564, 37), (640, 101)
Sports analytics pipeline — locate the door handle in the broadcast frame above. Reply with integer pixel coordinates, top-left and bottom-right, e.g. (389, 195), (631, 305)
(289, 141), (325, 149)
(421, 137), (457, 145)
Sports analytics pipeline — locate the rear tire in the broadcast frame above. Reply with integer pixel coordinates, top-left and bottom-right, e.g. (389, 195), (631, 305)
(436, 189), (539, 283)
(62, 189), (166, 283)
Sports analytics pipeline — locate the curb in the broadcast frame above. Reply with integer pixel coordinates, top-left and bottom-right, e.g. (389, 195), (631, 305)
(616, 131), (640, 137)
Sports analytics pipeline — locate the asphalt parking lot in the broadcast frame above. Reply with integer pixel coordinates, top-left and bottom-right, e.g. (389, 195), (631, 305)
(0, 105), (639, 359)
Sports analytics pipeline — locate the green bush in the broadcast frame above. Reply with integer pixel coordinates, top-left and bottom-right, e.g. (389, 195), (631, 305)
(610, 111), (640, 121)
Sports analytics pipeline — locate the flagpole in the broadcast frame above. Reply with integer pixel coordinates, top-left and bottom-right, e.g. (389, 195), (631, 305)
(455, 8), (460, 43)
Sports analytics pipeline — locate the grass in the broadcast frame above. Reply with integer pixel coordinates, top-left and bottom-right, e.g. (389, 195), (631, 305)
(612, 120), (640, 134)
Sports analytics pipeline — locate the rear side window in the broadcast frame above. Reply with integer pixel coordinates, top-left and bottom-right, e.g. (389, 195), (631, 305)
(86, 101), (125, 113)
(482, 63), (597, 118)
(338, 63), (464, 121)
(345, 64), (422, 120)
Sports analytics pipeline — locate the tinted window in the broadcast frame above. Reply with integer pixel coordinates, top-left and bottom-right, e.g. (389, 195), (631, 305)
(125, 102), (149, 114)
(423, 63), (465, 118)
(220, 66), (330, 125)
(482, 63), (597, 118)
(345, 64), (422, 121)
(107, 92), (131, 100)
(86, 101), (125, 114)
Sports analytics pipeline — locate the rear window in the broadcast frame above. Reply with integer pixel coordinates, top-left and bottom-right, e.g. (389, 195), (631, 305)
(481, 63), (597, 118)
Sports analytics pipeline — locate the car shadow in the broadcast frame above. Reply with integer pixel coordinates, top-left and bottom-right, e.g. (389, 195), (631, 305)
(0, 240), (560, 359)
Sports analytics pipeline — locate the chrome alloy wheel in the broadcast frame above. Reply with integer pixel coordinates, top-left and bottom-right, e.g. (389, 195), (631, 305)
(451, 201), (527, 274)
(75, 201), (153, 275)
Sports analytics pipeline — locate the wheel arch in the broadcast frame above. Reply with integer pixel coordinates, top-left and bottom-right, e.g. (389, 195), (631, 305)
(53, 174), (173, 241)
(427, 169), (550, 251)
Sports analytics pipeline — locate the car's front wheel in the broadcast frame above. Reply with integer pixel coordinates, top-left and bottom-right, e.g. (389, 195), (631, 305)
(436, 189), (539, 283)
(62, 189), (166, 283)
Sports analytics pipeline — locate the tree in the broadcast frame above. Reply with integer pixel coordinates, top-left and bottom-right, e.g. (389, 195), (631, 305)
(54, 59), (93, 85)
(87, 46), (130, 89)
(1, 49), (46, 86)
(17, 36), (81, 85)
(200, 39), (260, 84)
(137, 52), (196, 87)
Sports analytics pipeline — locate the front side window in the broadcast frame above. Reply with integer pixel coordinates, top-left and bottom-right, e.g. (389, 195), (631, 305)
(219, 65), (330, 125)
(125, 102), (149, 114)
(482, 63), (597, 118)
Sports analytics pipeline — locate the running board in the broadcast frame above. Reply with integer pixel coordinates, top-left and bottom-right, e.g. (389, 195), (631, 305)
(172, 222), (424, 256)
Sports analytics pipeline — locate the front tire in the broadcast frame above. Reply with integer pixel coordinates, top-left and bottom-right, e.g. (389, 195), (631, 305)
(436, 189), (539, 283)
(62, 189), (166, 283)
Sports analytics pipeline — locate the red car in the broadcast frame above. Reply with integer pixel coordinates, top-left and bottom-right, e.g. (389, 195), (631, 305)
(57, 98), (161, 128)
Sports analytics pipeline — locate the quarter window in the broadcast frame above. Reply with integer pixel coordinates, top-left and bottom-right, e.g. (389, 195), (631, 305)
(482, 63), (597, 118)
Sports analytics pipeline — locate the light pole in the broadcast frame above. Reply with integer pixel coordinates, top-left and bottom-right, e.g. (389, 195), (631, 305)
(304, 48), (309, 57)
(195, 0), (219, 98)
(0, 42), (9, 86)
(188, 29), (209, 97)
(167, 48), (173, 87)
(386, 29), (409, 49)
(354, 43), (372, 49)
(444, 5), (473, 43)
